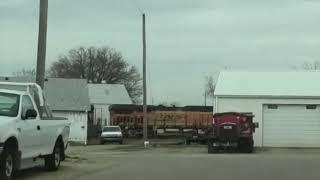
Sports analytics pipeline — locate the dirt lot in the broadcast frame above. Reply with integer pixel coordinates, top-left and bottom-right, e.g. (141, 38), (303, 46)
(13, 143), (320, 180)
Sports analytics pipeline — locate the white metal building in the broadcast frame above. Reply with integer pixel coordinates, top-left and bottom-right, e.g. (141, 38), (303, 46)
(88, 84), (132, 126)
(214, 71), (320, 147)
(44, 78), (90, 145)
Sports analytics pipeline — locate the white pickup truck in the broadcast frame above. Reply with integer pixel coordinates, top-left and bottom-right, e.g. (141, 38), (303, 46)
(0, 82), (70, 179)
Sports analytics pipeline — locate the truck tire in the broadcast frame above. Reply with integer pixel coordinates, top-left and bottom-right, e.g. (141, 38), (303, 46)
(119, 140), (123, 145)
(185, 138), (191, 145)
(246, 140), (254, 153)
(208, 140), (218, 154)
(0, 147), (16, 180)
(238, 139), (245, 153)
(238, 139), (253, 153)
(45, 141), (63, 171)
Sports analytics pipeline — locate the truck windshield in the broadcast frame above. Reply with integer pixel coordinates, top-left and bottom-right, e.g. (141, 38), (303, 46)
(103, 127), (121, 132)
(0, 92), (19, 117)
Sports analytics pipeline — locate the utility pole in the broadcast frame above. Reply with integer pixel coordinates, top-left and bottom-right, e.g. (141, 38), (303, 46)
(36, 0), (48, 88)
(142, 13), (148, 143)
(204, 92), (207, 106)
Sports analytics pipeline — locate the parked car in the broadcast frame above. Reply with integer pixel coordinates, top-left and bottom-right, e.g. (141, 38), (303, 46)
(0, 82), (70, 179)
(100, 126), (123, 144)
(207, 112), (259, 153)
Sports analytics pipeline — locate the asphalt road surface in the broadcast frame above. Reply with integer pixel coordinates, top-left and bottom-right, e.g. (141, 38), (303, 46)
(16, 145), (320, 180)
(79, 149), (320, 180)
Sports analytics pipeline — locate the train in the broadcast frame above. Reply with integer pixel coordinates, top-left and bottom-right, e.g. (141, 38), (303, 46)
(109, 104), (213, 143)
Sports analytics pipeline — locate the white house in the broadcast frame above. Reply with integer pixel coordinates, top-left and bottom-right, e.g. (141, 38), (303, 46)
(214, 71), (320, 148)
(44, 78), (90, 145)
(88, 84), (132, 126)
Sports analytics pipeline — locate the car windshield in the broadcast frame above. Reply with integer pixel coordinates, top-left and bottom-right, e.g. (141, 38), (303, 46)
(0, 92), (19, 117)
(103, 127), (121, 132)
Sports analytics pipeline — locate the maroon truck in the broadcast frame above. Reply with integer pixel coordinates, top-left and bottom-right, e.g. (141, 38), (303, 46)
(207, 112), (259, 153)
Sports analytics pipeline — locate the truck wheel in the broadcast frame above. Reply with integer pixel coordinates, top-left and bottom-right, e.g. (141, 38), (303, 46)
(45, 141), (62, 171)
(185, 138), (191, 145)
(0, 147), (15, 180)
(238, 140), (245, 153)
(208, 140), (218, 154)
(119, 140), (123, 145)
(238, 139), (253, 153)
(246, 140), (254, 153)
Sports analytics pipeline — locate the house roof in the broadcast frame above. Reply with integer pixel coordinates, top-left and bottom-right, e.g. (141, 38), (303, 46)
(44, 78), (90, 111)
(88, 84), (132, 105)
(214, 71), (320, 98)
(0, 77), (90, 111)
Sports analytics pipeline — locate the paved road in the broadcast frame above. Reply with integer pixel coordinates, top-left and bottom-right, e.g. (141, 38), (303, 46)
(15, 145), (320, 180)
(79, 148), (320, 180)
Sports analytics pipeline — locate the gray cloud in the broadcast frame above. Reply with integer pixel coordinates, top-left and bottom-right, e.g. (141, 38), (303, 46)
(1, 0), (320, 105)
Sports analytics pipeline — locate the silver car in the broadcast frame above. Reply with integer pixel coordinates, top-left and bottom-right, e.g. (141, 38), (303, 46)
(100, 126), (123, 144)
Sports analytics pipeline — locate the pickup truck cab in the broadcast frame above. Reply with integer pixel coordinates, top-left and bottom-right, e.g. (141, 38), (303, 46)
(100, 126), (123, 144)
(0, 82), (70, 179)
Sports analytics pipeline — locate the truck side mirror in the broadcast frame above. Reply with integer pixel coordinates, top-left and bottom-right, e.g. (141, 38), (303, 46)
(24, 109), (38, 120)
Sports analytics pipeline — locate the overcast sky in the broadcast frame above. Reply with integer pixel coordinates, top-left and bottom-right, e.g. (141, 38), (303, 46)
(1, 0), (320, 105)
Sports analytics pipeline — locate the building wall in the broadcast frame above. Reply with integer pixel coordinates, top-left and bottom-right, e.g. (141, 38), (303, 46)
(215, 97), (320, 147)
(53, 111), (88, 145)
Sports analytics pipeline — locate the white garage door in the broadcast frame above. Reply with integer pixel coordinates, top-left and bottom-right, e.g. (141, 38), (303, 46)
(263, 104), (320, 147)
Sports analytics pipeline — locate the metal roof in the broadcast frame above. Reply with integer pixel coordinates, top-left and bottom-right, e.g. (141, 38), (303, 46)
(0, 76), (35, 83)
(0, 77), (90, 111)
(44, 78), (90, 111)
(88, 84), (132, 105)
(0, 89), (26, 95)
(214, 71), (320, 97)
(109, 104), (213, 112)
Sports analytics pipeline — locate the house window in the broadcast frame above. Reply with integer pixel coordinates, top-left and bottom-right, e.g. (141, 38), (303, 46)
(267, 105), (278, 109)
(306, 105), (317, 110)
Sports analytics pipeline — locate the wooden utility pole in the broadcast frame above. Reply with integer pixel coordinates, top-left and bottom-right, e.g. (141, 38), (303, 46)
(142, 13), (148, 142)
(204, 92), (207, 106)
(36, 0), (48, 88)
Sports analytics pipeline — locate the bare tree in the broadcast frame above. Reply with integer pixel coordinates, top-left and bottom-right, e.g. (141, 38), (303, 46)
(302, 60), (320, 70)
(49, 46), (142, 104)
(204, 75), (215, 106)
(158, 102), (180, 107)
(170, 102), (180, 107)
(13, 68), (36, 79)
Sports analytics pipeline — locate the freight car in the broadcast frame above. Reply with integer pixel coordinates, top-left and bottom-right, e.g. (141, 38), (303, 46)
(109, 104), (213, 143)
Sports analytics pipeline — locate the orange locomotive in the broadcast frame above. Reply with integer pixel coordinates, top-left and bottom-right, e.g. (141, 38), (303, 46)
(109, 105), (213, 142)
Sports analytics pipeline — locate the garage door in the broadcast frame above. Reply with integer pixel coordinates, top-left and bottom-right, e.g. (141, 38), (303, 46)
(263, 104), (320, 147)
